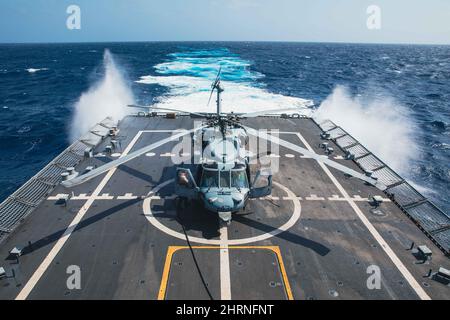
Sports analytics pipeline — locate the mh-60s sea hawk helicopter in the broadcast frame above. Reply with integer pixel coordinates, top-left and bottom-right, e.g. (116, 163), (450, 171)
(62, 69), (386, 224)
(172, 71), (279, 223)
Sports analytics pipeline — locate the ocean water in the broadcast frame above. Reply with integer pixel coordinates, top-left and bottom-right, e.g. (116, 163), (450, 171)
(0, 42), (449, 213)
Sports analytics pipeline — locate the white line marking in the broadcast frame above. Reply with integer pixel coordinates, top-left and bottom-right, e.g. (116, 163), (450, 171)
(117, 193), (138, 200)
(306, 194), (325, 201)
(328, 195), (345, 201)
(220, 226), (231, 300)
(94, 153), (105, 157)
(46, 194), (70, 201)
(352, 197), (369, 202)
(97, 193), (114, 200)
(70, 194), (90, 200)
(295, 132), (430, 300)
(16, 131), (144, 300)
(143, 180), (301, 246)
(160, 152), (176, 157)
(49, 193), (391, 203)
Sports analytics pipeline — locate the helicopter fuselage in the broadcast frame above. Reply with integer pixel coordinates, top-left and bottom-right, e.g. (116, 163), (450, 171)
(175, 123), (272, 223)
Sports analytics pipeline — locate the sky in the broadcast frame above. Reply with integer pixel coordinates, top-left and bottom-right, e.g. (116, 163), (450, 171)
(0, 0), (449, 44)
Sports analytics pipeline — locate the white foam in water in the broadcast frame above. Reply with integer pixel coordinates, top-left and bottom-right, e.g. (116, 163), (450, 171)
(408, 180), (437, 195)
(70, 50), (134, 141)
(136, 49), (312, 115)
(137, 50), (418, 178)
(314, 85), (419, 175)
(26, 68), (48, 73)
(137, 75), (312, 114)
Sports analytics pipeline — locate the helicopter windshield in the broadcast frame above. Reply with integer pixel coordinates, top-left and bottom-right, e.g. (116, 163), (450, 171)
(201, 169), (218, 188)
(231, 170), (248, 188)
(220, 171), (231, 188)
(201, 167), (249, 189)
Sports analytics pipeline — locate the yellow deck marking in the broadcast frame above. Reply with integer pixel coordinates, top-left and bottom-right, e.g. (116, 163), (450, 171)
(158, 246), (179, 300)
(158, 246), (294, 300)
(16, 129), (195, 300)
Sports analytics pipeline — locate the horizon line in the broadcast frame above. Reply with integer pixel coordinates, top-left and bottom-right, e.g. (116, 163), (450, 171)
(1, 39), (450, 46)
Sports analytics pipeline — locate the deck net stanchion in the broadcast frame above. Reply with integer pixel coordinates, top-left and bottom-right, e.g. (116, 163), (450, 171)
(0, 117), (117, 244)
(315, 119), (450, 256)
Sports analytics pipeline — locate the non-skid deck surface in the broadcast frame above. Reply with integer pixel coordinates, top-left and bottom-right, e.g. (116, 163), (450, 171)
(0, 115), (449, 300)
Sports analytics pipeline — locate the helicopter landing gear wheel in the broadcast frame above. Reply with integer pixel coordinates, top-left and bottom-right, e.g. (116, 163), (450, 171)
(218, 211), (232, 226)
(220, 219), (231, 227)
(144, 179), (301, 245)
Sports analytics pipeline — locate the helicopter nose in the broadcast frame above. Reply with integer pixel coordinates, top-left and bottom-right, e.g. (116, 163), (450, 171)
(207, 197), (219, 204)
(205, 195), (233, 212)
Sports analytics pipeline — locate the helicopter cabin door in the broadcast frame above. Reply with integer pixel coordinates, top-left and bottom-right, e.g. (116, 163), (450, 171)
(175, 168), (199, 199)
(249, 169), (273, 199)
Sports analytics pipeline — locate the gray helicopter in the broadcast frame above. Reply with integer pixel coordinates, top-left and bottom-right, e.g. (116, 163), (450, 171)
(62, 70), (385, 224)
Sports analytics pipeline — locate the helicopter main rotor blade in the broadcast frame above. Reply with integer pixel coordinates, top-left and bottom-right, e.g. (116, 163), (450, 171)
(207, 88), (215, 107)
(128, 105), (207, 118)
(213, 66), (222, 85)
(207, 66), (222, 107)
(62, 126), (206, 188)
(240, 105), (317, 118)
(243, 125), (386, 190)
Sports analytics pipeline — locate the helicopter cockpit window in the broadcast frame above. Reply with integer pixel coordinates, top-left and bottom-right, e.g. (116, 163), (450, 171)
(220, 171), (231, 188)
(231, 170), (249, 188)
(201, 170), (218, 188)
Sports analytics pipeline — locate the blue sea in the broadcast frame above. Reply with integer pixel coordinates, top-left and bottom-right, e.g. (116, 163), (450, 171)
(0, 42), (449, 212)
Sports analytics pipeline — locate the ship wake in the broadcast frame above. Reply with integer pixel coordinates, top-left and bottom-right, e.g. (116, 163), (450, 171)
(136, 48), (313, 115)
(137, 49), (421, 182)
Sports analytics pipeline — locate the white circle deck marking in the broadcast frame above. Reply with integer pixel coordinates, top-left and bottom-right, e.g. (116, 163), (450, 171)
(143, 180), (301, 245)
